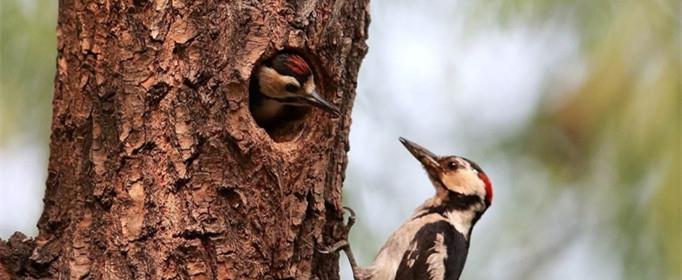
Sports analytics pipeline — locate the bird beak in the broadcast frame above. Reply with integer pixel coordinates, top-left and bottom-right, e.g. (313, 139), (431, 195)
(304, 91), (341, 116)
(399, 137), (441, 177)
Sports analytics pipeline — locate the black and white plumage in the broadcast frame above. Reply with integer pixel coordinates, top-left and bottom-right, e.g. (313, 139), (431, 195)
(249, 53), (340, 129)
(395, 221), (468, 280)
(322, 137), (493, 280)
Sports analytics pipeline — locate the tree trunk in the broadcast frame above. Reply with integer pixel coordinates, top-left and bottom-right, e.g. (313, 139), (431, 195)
(0, 0), (369, 279)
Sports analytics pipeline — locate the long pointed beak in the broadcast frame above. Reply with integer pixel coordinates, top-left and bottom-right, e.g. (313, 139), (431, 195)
(399, 137), (441, 176)
(304, 91), (341, 116)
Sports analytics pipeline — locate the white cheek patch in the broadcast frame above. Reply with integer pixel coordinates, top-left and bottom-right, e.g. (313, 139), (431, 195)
(258, 67), (300, 98)
(440, 169), (485, 198)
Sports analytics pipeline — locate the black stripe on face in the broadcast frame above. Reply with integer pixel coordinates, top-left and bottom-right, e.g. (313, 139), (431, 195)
(413, 192), (482, 220)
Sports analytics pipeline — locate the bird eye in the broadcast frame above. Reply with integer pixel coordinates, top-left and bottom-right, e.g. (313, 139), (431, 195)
(448, 161), (459, 169)
(285, 84), (299, 92)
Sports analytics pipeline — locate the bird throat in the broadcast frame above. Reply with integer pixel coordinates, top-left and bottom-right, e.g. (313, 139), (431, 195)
(256, 98), (286, 122)
(414, 192), (485, 238)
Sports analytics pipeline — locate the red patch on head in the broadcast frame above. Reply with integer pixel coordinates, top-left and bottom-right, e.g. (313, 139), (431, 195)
(478, 172), (493, 205)
(285, 55), (311, 76)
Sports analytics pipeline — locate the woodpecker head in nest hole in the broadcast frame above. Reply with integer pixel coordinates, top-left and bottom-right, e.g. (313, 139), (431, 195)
(400, 137), (493, 209)
(250, 53), (340, 128)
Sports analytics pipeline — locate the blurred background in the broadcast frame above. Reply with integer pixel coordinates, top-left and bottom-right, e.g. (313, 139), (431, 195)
(1, 0), (679, 279)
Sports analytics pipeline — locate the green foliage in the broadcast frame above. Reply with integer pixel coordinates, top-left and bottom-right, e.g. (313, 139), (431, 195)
(0, 0), (57, 145)
(496, 0), (681, 278)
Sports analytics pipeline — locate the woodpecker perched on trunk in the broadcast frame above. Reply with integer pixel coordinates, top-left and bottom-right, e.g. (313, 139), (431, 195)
(321, 137), (493, 280)
(249, 53), (340, 128)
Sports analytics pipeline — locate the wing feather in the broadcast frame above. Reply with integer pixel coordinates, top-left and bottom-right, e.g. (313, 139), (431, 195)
(394, 221), (469, 280)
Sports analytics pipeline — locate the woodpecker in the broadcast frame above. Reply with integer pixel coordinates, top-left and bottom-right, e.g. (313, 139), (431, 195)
(249, 53), (340, 128)
(321, 137), (493, 280)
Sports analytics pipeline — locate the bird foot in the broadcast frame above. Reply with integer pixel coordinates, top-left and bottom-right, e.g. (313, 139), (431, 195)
(319, 207), (363, 279)
(318, 240), (349, 254)
(341, 206), (357, 235)
(319, 206), (356, 254)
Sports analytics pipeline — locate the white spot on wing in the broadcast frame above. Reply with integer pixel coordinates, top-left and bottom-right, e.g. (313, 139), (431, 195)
(406, 241), (418, 268)
(426, 233), (447, 280)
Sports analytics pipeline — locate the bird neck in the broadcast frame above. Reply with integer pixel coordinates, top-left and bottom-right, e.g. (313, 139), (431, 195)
(443, 207), (479, 239)
(250, 88), (285, 123)
(257, 98), (285, 120)
(414, 192), (485, 238)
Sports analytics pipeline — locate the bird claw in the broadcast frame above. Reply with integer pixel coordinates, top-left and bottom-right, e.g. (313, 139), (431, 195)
(318, 240), (349, 254)
(319, 206), (363, 280)
(318, 206), (357, 254)
(342, 206), (356, 231)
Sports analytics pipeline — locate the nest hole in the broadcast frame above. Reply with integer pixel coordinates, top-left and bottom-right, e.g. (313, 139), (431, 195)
(248, 51), (327, 143)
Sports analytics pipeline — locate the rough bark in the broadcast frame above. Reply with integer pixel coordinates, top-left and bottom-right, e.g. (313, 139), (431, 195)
(0, 0), (369, 279)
